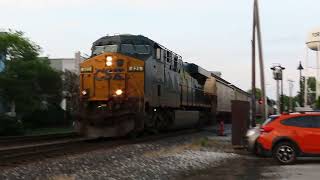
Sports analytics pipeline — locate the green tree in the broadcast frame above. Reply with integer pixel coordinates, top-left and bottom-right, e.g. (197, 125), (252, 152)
(316, 97), (320, 110)
(0, 31), (62, 116)
(0, 30), (40, 61)
(280, 94), (299, 112)
(296, 76), (316, 106)
(62, 70), (79, 117)
(247, 88), (262, 99)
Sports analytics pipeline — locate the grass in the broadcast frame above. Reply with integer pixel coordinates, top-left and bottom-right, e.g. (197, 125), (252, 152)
(193, 137), (220, 148)
(144, 137), (231, 158)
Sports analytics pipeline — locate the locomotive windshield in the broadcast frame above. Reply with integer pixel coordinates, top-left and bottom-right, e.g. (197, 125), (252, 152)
(92, 44), (151, 58)
(92, 45), (118, 56)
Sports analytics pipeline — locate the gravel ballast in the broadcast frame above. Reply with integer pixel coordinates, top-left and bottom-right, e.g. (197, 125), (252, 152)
(0, 132), (239, 180)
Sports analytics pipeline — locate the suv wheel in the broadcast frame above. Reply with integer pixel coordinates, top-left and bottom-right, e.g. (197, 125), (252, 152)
(273, 142), (297, 164)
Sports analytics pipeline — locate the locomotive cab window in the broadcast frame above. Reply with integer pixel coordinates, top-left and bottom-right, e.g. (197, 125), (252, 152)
(121, 44), (135, 55)
(92, 45), (118, 56)
(135, 45), (150, 54)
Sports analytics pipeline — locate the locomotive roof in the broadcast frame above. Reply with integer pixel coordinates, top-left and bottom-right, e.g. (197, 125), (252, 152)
(92, 34), (158, 49)
(92, 34), (182, 59)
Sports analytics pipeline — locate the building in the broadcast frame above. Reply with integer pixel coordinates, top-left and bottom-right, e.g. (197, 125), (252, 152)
(48, 52), (84, 74)
(48, 52), (85, 111)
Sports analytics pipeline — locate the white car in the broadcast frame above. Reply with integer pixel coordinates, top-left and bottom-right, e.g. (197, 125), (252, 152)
(245, 115), (279, 153)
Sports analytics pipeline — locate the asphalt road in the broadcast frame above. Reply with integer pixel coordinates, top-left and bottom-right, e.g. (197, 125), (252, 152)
(178, 154), (320, 180)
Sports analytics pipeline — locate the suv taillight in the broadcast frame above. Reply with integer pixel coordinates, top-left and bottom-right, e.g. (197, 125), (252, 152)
(260, 126), (274, 133)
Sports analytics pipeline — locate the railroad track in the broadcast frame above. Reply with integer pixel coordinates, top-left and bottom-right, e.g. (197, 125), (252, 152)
(0, 129), (200, 168)
(0, 132), (80, 147)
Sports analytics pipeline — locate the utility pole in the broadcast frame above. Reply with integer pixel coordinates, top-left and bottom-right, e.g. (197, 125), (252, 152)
(252, 0), (267, 125)
(251, 1), (257, 127)
(297, 61), (304, 106)
(281, 75), (284, 112)
(317, 43), (320, 102)
(288, 79), (295, 112)
(304, 47), (309, 107)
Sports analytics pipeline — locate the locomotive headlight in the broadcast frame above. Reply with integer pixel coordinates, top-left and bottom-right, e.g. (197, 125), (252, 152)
(106, 56), (113, 61)
(106, 56), (113, 66)
(115, 89), (123, 96)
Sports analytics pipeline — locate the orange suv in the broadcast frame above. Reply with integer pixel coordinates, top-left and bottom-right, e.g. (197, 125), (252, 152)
(256, 112), (320, 164)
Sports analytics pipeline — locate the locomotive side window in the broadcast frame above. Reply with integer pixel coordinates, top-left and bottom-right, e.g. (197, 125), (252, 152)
(156, 48), (161, 60)
(121, 44), (135, 55)
(167, 51), (172, 63)
(173, 56), (178, 72)
(178, 58), (182, 73)
(161, 49), (165, 62)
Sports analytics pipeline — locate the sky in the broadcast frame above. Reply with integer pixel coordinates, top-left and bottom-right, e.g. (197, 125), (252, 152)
(1, 0), (320, 99)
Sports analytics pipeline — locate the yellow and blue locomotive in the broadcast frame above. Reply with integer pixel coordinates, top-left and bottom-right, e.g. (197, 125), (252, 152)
(77, 34), (217, 137)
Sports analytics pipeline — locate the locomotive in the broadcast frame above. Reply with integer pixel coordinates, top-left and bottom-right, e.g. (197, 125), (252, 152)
(77, 34), (249, 137)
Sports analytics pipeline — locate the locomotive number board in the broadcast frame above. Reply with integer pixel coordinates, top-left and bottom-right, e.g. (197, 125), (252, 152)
(128, 66), (144, 72)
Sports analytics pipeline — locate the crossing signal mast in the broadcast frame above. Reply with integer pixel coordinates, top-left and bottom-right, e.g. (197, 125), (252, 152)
(251, 0), (267, 127)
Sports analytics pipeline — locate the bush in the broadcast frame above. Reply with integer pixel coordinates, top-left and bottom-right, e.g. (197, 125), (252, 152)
(0, 115), (24, 136)
(22, 105), (70, 129)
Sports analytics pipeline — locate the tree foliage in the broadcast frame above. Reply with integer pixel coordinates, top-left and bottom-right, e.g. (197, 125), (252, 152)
(62, 70), (79, 113)
(0, 59), (62, 113)
(0, 30), (62, 114)
(0, 30), (40, 61)
(247, 88), (262, 99)
(296, 76), (316, 106)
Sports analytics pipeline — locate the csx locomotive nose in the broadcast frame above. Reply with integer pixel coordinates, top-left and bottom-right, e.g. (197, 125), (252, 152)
(80, 53), (130, 101)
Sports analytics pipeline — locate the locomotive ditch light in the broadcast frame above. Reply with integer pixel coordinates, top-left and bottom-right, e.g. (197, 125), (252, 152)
(115, 89), (123, 96)
(106, 61), (112, 66)
(81, 89), (88, 96)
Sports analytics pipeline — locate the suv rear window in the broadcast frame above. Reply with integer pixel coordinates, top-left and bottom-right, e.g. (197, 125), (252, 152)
(313, 116), (320, 128)
(281, 116), (319, 128)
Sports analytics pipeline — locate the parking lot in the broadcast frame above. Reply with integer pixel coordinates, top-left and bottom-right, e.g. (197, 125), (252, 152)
(180, 154), (320, 180)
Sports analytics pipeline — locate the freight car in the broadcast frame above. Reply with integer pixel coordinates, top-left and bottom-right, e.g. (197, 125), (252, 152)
(213, 74), (251, 123)
(76, 34), (250, 137)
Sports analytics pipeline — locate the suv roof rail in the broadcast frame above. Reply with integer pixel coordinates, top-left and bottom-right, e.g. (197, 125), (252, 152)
(279, 111), (320, 115)
(297, 110), (320, 114)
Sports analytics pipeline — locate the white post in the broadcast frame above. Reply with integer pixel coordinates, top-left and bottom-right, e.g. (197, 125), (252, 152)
(305, 46), (309, 107)
(288, 80), (294, 112)
(317, 43), (320, 102)
(276, 80), (280, 114)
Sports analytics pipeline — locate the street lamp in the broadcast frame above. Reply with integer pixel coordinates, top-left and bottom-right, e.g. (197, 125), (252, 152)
(271, 64), (285, 114)
(297, 61), (304, 106)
